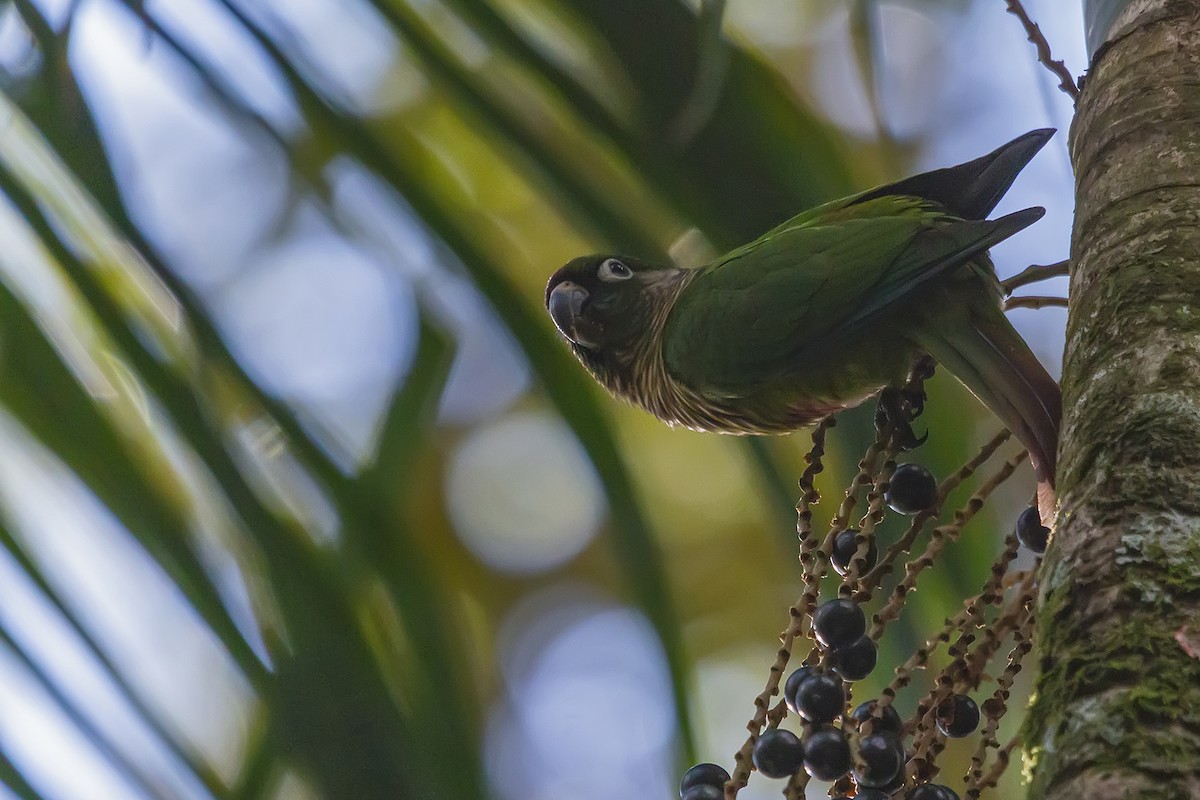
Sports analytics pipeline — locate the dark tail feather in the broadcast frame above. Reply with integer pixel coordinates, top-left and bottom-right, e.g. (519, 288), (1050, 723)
(853, 129), (1056, 220)
(916, 306), (1062, 523)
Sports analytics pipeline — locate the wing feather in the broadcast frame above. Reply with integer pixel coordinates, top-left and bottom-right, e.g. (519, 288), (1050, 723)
(662, 197), (1042, 396)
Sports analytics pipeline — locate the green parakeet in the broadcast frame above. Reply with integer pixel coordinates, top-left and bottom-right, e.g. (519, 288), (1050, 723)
(546, 130), (1061, 520)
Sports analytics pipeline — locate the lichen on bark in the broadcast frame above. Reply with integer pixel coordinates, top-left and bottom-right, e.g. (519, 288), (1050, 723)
(1022, 2), (1200, 798)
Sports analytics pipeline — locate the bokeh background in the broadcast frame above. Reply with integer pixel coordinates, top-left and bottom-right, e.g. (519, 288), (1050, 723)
(0, 1), (1082, 799)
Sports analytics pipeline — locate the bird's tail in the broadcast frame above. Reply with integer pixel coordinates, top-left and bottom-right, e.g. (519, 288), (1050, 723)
(914, 302), (1062, 523)
(851, 129), (1055, 220)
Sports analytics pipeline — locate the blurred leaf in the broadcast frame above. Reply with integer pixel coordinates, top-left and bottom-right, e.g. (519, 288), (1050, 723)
(0, 88), (475, 800)
(0, 245), (267, 691)
(0, 746), (50, 800)
(0, 517), (228, 798)
(850, 0), (892, 143)
(229, 717), (276, 800)
(341, 315), (491, 800)
(0, 621), (171, 799)
(449, 0), (857, 247)
(667, 0), (729, 146)
(362, 0), (669, 256)
(742, 437), (804, 548)
(168, 0), (701, 763)
(567, 0), (856, 245)
(362, 314), (454, 494)
(8, 0), (137, 232)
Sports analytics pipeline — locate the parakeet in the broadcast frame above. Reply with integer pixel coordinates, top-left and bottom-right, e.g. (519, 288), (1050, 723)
(546, 130), (1062, 519)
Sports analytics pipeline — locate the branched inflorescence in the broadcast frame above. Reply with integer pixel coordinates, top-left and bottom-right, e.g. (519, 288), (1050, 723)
(679, 360), (1052, 800)
(1003, 0), (1080, 101)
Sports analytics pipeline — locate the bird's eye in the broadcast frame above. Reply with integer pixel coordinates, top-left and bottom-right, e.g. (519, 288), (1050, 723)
(597, 258), (633, 283)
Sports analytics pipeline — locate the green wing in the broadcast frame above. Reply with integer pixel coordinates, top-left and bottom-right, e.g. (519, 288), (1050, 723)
(662, 196), (1041, 396)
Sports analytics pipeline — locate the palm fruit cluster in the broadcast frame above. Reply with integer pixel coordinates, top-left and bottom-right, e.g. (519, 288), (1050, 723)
(678, 361), (1046, 799)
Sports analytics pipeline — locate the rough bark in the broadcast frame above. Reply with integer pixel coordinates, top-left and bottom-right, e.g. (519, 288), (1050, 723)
(1023, 2), (1200, 798)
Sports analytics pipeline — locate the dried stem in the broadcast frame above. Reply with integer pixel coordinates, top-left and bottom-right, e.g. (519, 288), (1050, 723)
(883, 601), (978, 710)
(728, 378), (917, 795)
(729, 365), (1040, 797)
(1003, 0), (1080, 100)
(870, 448), (1026, 637)
(978, 735), (1022, 792)
(840, 457), (895, 594)
(859, 429), (1011, 599)
(945, 535), (1023, 687)
(965, 609), (1035, 796)
(795, 417), (833, 549)
(783, 769), (810, 799)
(1001, 260), (1069, 293)
(1005, 295), (1068, 311)
(726, 420), (834, 798)
(959, 572), (1036, 684)
(906, 571), (1036, 784)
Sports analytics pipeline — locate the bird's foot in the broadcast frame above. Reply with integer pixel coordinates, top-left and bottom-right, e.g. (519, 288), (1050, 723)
(901, 384), (927, 419)
(875, 388), (927, 451)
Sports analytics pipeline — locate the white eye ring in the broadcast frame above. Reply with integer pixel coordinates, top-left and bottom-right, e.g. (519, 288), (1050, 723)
(598, 258), (633, 282)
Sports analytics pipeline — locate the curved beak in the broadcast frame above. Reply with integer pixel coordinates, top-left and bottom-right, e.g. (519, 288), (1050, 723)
(548, 281), (598, 347)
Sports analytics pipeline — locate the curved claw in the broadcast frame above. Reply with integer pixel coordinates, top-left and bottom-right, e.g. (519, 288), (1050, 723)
(875, 388), (929, 450)
(898, 427), (929, 452)
(901, 386), (927, 418)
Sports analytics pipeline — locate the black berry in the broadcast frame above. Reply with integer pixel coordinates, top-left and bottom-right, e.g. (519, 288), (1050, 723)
(831, 529), (878, 575)
(1015, 506), (1049, 554)
(847, 791), (891, 800)
(830, 635), (877, 681)
(885, 463), (938, 514)
(935, 693), (980, 738)
(853, 731), (905, 788)
(783, 666), (814, 714)
(752, 728), (804, 779)
(681, 787), (723, 800)
(907, 784), (959, 800)
(791, 672), (845, 724)
(878, 768), (908, 795)
(803, 725), (851, 781)
(679, 763), (730, 798)
(851, 700), (903, 736)
(813, 598), (866, 649)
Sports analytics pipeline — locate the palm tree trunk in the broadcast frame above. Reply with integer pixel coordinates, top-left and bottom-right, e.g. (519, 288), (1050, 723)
(1024, 2), (1200, 797)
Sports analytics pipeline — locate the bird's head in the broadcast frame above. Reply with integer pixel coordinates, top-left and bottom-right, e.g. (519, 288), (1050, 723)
(545, 254), (675, 385)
